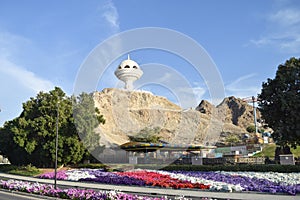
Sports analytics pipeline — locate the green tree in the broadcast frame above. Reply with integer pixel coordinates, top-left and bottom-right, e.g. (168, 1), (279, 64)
(129, 127), (161, 143)
(246, 125), (256, 133)
(0, 119), (30, 165)
(259, 57), (300, 149)
(72, 92), (105, 160)
(225, 134), (241, 144)
(246, 124), (264, 134)
(0, 87), (104, 167)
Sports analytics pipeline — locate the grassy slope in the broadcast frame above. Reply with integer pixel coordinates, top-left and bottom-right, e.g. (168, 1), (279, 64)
(254, 144), (300, 158)
(0, 164), (41, 176)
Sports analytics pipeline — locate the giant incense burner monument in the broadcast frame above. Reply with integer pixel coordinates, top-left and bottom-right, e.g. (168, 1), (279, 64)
(114, 55), (143, 90)
(92, 56), (260, 164)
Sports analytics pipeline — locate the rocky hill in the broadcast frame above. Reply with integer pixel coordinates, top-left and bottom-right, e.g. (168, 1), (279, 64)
(196, 96), (260, 129)
(93, 88), (260, 147)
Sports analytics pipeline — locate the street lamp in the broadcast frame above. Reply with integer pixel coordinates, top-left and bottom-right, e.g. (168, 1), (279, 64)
(252, 96), (258, 134)
(242, 96), (259, 133)
(54, 101), (59, 189)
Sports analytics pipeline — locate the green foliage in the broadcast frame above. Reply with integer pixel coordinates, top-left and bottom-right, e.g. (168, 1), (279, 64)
(8, 164), (40, 176)
(246, 125), (256, 133)
(0, 87), (105, 167)
(246, 124), (265, 133)
(254, 144), (300, 158)
(259, 57), (300, 148)
(253, 144), (276, 157)
(71, 163), (109, 170)
(128, 127), (161, 143)
(0, 164), (40, 176)
(72, 93), (105, 155)
(0, 164), (18, 172)
(258, 128), (265, 134)
(291, 146), (300, 157)
(225, 134), (241, 144)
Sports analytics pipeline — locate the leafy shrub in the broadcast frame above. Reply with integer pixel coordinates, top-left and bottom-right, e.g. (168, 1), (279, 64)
(246, 125), (256, 133)
(129, 127), (161, 143)
(0, 164), (40, 176)
(225, 134), (241, 144)
(71, 163), (109, 170)
(0, 164), (18, 172)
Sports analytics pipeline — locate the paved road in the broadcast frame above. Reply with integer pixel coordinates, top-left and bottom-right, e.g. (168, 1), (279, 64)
(0, 190), (58, 200)
(0, 173), (299, 200)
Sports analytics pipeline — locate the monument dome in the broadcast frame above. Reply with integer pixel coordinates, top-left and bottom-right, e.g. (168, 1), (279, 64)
(114, 55), (143, 90)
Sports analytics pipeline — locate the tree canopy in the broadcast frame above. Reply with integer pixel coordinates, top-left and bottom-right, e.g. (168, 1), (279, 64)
(259, 57), (300, 148)
(72, 92), (105, 160)
(0, 87), (104, 167)
(128, 127), (161, 143)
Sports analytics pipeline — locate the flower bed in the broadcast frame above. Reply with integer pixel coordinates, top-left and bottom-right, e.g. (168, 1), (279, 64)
(0, 179), (168, 200)
(116, 171), (210, 189)
(170, 171), (300, 195)
(38, 168), (300, 195)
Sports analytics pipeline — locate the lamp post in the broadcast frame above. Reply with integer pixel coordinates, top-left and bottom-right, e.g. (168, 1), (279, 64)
(54, 101), (59, 189)
(242, 96), (258, 133)
(252, 96), (258, 134)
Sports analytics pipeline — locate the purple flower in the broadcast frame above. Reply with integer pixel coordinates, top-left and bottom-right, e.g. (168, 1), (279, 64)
(0, 179), (167, 199)
(38, 170), (67, 180)
(172, 171), (300, 195)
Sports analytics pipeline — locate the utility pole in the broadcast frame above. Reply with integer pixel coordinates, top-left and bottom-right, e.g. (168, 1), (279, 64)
(252, 96), (258, 134)
(54, 101), (59, 189)
(242, 96), (258, 133)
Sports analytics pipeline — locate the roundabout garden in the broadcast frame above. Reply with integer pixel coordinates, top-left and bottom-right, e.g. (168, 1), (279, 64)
(0, 165), (300, 199)
(37, 168), (300, 195)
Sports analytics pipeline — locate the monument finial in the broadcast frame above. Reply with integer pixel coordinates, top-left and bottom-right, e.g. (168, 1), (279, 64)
(114, 55), (143, 90)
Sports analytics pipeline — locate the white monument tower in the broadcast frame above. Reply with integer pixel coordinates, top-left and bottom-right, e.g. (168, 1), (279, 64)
(114, 55), (143, 90)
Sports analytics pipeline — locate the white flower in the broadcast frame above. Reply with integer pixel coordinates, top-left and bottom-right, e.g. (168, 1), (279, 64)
(139, 169), (244, 192)
(219, 171), (300, 185)
(65, 169), (96, 181)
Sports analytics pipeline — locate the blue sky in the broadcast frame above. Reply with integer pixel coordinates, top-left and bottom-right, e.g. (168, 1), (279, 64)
(0, 0), (300, 125)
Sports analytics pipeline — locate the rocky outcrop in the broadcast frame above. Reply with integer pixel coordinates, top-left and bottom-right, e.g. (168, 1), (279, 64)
(196, 100), (215, 115)
(94, 88), (259, 147)
(196, 96), (260, 130)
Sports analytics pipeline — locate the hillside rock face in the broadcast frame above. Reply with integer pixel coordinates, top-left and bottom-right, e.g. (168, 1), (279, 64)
(94, 89), (259, 146)
(196, 96), (260, 130)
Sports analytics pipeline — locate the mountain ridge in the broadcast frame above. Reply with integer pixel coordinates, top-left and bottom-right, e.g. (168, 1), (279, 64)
(93, 88), (259, 146)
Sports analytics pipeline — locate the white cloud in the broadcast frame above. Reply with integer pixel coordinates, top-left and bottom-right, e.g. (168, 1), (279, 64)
(172, 85), (206, 108)
(192, 87), (206, 102)
(0, 31), (55, 125)
(251, 32), (300, 52)
(250, 7), (300, 53)
(269, 8), (300, 26)
(0, 31), (54, 93)
(0, 31), (31, 59)
(0, 58), (54, 93)
(83, 1), (122, 92)
(250, 2), (300, 52)
(133, 64), (208, 109)
(227, 73), (256, 88)
(250, 38), (271, 46)
(101, 0), (119, 31)
(0, 56), (55, 125)
(225, 73), (261, 98)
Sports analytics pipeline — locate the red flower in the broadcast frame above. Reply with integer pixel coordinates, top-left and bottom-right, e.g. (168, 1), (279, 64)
(115, 171), (210, 190)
